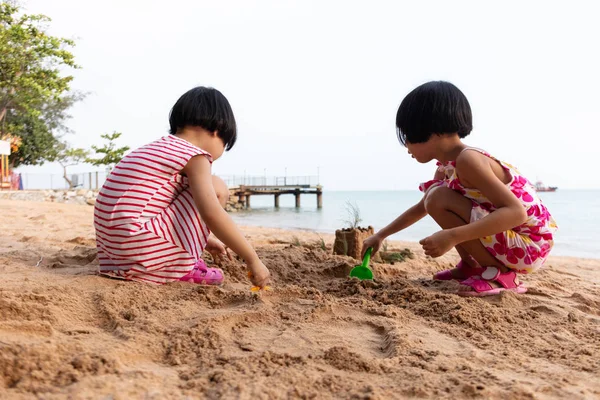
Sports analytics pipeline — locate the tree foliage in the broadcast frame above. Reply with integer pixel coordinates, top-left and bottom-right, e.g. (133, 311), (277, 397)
(0, 2), (81, 167)
(87, 132), (130, 169)
(55, 141), (88, 189)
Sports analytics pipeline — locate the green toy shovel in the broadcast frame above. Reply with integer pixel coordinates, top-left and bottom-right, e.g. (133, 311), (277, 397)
(349, 247), (373, 280)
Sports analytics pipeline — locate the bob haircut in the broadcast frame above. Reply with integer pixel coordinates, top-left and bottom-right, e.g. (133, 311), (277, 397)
(396, 81), (472, 145)
(169, 86), (237, 151)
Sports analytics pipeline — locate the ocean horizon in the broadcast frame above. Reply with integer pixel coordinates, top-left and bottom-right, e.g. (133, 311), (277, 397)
(230, 189), (599, 259)
(15, 171), (598, 259)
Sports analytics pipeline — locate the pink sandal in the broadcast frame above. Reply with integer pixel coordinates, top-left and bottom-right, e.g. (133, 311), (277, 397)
(178, 259), (224, 285)
(433, 257), (484, 281)
(458, 267), (527, 297)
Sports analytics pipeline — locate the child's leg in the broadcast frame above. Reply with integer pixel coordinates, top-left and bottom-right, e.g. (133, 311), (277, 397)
(424, 187), (506, 276)
(212, 175), (230, 209)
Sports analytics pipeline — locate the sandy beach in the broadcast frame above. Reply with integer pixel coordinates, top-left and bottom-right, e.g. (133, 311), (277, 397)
(1, 199), (599, 399)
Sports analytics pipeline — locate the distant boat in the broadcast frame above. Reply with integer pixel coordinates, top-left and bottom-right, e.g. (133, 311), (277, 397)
(535, 181), (557, 192)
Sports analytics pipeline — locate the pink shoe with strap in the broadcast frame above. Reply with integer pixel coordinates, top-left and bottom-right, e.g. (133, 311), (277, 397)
(433, 257), (484, 281)
(178, 259), (224, 285)
(458, 266), (527, 297)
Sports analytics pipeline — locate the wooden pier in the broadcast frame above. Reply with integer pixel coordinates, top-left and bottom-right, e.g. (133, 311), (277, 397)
(223, 175), (322, 209)
(231, 184), (323, 209)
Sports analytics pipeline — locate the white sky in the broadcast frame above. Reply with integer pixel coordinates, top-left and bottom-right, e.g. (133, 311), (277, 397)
(18, 0), (600, 190)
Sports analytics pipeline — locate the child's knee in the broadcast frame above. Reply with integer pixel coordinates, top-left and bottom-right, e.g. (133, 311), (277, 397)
(212, 175), (229, 209)
(423, 186), (455, 214)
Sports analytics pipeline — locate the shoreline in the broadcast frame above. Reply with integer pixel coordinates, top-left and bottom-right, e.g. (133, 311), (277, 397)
(235, 223), (600, 266)
(0, 196), (594, 261)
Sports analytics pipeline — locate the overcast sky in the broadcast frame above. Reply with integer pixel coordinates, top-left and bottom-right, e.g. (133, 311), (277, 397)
(18, 0), (600, 190)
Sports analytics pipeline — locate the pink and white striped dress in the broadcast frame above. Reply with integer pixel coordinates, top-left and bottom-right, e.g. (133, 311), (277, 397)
(94, 135), (212, 284)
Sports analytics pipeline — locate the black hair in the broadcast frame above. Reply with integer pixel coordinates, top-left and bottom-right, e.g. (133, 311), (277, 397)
(396, 81), (472, 146)
(169, 86), (237, 151)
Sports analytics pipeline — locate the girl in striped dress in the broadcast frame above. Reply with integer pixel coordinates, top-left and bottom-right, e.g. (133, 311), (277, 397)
(94, 87), (270, 287)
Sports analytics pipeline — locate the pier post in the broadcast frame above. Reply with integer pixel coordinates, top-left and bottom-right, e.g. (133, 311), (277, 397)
(238, 186), (246, 208)
(295, 189), (301, 208)
(245, 195), (251, 209)
(316, 186), (323, 208)
(274, 194), (280, 208)
(89, 172), (92, 189)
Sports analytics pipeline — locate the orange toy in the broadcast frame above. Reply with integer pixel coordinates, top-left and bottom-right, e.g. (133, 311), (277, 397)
(248, 271), (271, 292)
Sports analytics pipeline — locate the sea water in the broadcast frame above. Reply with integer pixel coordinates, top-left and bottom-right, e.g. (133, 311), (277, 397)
(231, 190), (600, 259)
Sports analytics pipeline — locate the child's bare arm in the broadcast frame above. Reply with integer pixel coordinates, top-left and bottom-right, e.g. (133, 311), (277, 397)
(375, 200), (426, 240)
(183, 156), (270, 287)
(362, 169), (443, 256)
(362, 201), (425, 256)
(452, 151), (527, 242)
(376, 167), (445, 239)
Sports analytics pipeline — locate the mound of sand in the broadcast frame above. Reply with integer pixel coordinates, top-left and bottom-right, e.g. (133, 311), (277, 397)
(0, 199), (599, 399)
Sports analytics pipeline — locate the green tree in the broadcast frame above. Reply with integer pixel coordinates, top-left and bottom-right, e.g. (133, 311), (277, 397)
(87, 132), (130, 169)
(55, 141), (88, 189)
(0, 2), (81, 167)
(7, 92), (84, 167)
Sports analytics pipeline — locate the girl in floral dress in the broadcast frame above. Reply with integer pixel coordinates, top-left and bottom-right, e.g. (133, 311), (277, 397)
(363, 81), (557, 296)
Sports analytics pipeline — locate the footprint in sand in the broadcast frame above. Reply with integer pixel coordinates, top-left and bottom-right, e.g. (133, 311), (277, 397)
(44, 246), (98, 271)
(570, 293), (600, 316)
(529, 304), (561, 315)
(215, 306), (395, 362)
(67, 237), (97, 247)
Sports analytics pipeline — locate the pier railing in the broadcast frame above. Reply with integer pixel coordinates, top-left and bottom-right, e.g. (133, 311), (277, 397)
(15, 171), (108, 191)
(220, 175), (319, 188)
(14, 172), (322, 200)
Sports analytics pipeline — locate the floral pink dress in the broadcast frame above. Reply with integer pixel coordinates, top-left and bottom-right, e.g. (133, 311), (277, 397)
(419, 148), (558, 274)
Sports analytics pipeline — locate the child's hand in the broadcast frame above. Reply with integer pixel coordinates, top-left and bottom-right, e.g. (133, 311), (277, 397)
(205, 236), (232, 265)
(362, 234), (383, 257)
(419, 230), (457, 257)
(247, 259), (271, 288)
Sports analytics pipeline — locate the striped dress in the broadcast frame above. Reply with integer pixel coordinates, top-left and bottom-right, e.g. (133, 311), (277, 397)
(94, 135), (212, 284)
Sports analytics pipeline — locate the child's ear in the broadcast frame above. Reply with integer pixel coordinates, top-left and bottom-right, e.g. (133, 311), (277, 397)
(211, 130), (219, 137)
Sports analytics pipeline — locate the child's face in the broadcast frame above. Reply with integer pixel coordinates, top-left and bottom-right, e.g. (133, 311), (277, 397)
(203, 132), (226, 161)
(405, 140), (435, 163)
